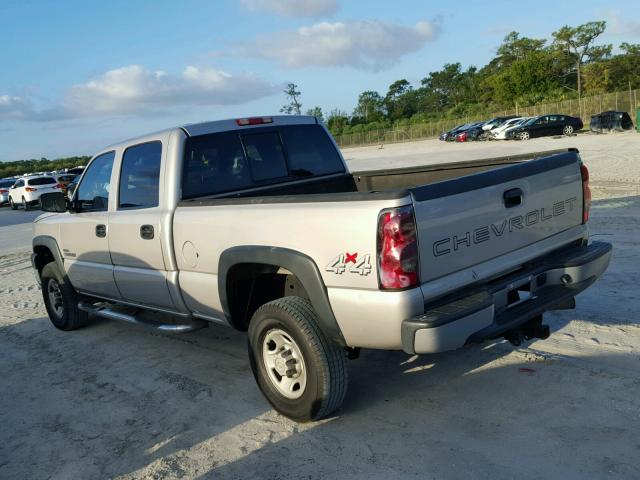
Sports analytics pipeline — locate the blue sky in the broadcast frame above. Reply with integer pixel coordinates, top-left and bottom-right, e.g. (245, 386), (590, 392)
(1, 0), (638, 161)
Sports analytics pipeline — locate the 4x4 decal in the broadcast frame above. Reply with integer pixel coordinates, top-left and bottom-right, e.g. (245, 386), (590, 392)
(325, 252), (372, 276)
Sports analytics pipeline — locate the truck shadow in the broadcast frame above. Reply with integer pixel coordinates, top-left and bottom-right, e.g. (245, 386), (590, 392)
(3, 313), (638, 479)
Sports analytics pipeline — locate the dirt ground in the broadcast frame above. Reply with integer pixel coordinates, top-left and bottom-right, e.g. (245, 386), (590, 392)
(1, 133), (639, 479)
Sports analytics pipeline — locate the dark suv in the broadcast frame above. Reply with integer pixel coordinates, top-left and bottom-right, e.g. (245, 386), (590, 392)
(506, 114), (583, 140)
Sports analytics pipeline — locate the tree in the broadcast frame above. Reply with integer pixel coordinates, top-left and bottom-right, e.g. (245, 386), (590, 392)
(353, 91), (384, 122)
(384, 79), (417, 120)
(305, 106), (324, 122)
(494, 32), (546, 68)
(552, 21), (611, 98)
(280, 83), (302, 115)
(326, 109), (349, 135)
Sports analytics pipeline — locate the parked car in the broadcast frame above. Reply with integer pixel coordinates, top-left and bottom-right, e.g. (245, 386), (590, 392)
(0, 178), (17, 206)
(456, 121), (498, 142)
(33, 115), (610, 421)
(453, 122), (486, 142)
(66, 166), (85, 176)
(439, 124), (466, 141)
(56, 174), (77, 196)
(481, 116), (519, 131)
(492, 117), (529, 140)
(9, 175), (61, 210)
(505, 114), (583, 140)
(590, 111), (633, 132)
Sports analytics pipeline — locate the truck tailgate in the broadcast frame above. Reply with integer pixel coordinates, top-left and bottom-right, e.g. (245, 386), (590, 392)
(411, 151), (584, 283)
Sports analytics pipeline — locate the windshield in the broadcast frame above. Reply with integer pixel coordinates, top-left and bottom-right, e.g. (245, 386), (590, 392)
(0, 180), (15, 188)
(523, 117), (540, 126)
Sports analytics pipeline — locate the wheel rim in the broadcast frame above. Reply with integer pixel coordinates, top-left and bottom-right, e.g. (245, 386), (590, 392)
(47, 278), (64, 318)
(261, 328), (307, 399)
(564, 126), (573, 135)
(520, 132), (529, 140)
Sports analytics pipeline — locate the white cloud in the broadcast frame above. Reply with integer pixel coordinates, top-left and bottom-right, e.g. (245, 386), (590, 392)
(237, 20), (440, 71)
(0, 65), (279, 122)
(240, 0), (338, 18)
(0, 95), (34, 120)
(64, 65), (278, 116)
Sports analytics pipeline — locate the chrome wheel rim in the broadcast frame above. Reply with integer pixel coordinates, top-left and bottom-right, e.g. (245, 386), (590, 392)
(47, 279), (64, 318)
(261, 328), (307, 399)
(564, 126), (573, 135)
(520, 132), (530, 140)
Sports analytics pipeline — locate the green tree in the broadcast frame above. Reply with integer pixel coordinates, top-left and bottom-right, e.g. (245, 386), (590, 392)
(305, 106), (324, 122)
(353, 91), (384, 122)
(493, 31), (547, 69)
(552, 21), (611, 98)
(280, 83), (302, 115)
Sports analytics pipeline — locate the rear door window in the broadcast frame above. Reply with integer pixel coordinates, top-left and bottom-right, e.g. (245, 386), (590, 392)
(118, 141), (162, 209)
(183, 132), (252, 198)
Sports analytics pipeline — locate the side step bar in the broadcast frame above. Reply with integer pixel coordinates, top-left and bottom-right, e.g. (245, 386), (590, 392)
(78, 302), (207, 333)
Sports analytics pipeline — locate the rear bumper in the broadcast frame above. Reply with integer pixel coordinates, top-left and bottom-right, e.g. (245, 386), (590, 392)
(402, 241), (612, 354)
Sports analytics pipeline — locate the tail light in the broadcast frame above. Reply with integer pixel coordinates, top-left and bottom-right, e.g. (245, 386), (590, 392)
(235, 117), (273, 126)
(377, 205), (419, 289)
(580, 163), (591, 224)
(0, 189), (7, 194)
(54, 183), (62, 189)
(25, 187), (37, 192)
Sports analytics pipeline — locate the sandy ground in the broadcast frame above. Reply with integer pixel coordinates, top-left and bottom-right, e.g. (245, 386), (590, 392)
(0, 133), (639, 479)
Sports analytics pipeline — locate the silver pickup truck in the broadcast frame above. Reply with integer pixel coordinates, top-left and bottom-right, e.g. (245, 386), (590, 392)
(33, 115), (611, 421)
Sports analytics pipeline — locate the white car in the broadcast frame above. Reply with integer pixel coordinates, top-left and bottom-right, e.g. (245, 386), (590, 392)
(9, 175), (61, 210)
(492, 117), (529, 140)
(0, 178), (16, 205)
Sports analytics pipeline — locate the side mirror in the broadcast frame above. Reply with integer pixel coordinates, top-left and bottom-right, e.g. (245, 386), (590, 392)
(40, 192), (68, 213)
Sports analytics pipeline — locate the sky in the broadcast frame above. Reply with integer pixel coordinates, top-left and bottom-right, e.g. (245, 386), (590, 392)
(1, 0), (639, 161)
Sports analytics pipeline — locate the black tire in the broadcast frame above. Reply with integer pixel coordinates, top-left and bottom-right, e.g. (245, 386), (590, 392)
(22, 196), (30, 211)
(41, 262), (89, 331)
(248, 296), (348, 422)
(9, 197), (17, 210)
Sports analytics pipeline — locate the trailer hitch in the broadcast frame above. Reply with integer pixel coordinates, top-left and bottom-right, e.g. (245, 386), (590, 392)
(504, 315), (550, 346)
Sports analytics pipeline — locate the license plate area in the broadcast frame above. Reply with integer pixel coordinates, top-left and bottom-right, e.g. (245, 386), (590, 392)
(494, 275), (537, 313)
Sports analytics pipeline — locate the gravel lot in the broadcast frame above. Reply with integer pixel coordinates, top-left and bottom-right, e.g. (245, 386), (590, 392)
(1, 133), (639, 479)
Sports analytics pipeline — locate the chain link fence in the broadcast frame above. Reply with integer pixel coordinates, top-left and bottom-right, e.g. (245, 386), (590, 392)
(335, 88), (640, 148)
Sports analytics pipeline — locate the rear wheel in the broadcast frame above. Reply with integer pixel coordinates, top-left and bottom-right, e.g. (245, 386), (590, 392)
(41, 262), (89, 331)
(248, 296), (348, 422)
(9, 197), (17, 210)
(563, 125), (574, 136)
(22, 196), (30, 211)
(518, 131), (530, 141)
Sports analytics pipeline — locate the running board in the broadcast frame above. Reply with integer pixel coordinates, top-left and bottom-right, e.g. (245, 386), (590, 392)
(78, 302), (207, 333)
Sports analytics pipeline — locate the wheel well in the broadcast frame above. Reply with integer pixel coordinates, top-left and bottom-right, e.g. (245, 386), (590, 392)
(225, 263), (309, 330)
(33, 245), (55, 276)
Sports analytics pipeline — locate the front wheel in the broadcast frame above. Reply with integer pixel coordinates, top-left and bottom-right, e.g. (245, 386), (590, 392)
(518, 131), (530, 141)
(248, 296), (348, 422)
(41, 262), (89, 331)
(563, 125), (574, 136)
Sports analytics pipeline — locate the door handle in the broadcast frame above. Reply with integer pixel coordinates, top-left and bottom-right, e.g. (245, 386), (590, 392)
(503, 188), (523, 208)
(140, 225), (154, 240)
(95, 224), (107, 238)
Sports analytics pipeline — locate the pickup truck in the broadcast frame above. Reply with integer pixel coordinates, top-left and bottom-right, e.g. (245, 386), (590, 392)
(33, 115), (612, 421)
